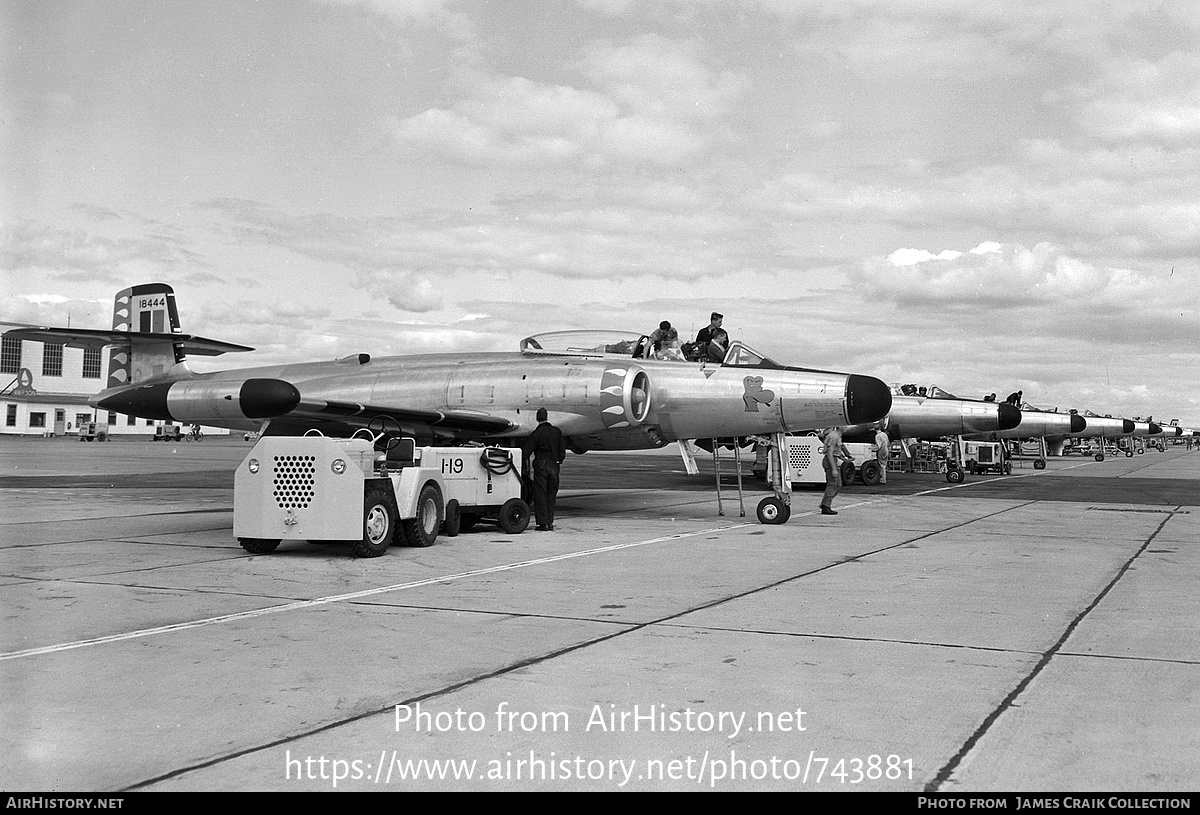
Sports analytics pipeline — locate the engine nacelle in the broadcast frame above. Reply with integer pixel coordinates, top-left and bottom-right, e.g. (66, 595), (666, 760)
(94, 378), (302, 423)
(598, 364), (651, 429)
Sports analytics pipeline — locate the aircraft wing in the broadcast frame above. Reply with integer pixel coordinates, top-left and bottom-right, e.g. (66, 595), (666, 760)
(0, 323), (254, 356)
(261, 395), (518, 438)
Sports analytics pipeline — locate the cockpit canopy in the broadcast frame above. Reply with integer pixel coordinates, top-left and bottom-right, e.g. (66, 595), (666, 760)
(519, 330), (781, 368)
(894, 383), (958, 399)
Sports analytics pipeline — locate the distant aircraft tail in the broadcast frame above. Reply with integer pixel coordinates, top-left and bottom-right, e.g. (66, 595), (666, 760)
(1, 282), (252, 390)
(107, 283), (188, 388)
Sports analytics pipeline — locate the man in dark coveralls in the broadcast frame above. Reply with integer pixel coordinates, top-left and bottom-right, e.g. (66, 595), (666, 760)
(523, 408), (566, 531)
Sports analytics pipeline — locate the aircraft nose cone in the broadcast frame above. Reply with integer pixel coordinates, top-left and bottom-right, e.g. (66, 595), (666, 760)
(998, 402), (1022, 431)
(845, 374), (892, 425)
(1070, 413), (1086, 433)
(1122, 419), (1135, 433)
(1149, 422), (1162, 434)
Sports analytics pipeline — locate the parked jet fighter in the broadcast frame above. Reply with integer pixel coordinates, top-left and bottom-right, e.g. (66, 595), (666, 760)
(840, 384), (1023, 442)
(2, 283), (892, 452)
(1067, 411), (1136, 461)
(962, 405), (1085, 455)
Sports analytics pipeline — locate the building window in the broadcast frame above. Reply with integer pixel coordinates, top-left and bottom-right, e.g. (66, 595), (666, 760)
(5, 404), (15, 427)
(1, 337), (20, 374)
(107, 412), (117, 424)
(30, 412), (46, 428)
(43, 343), (64, 377)
(83, 347), (103, 379)
(127, 414), (136, 426)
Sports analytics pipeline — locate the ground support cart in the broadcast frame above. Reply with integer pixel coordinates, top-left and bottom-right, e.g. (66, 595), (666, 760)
(77, 421), (109, 442)
(233, 434), (529, 558)
(152, 423), (183, 442)
(960, 439), (1011, 476)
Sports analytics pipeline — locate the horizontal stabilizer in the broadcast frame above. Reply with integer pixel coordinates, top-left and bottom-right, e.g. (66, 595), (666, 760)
(0, 323), (253, 356)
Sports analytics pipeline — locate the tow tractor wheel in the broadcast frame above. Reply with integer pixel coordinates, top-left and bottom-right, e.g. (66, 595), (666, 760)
(1096, 453), (1105, 462)
(860, 460), (882, 486)
(1034, 459), (1047, 470)
(1136, 448), (1144, 455)
(239, 537), (281, 555)
(443, 498), (461, 537)
(1003, 462), (1012, 475)
(1126, 450), (1134, 457)
(756, 496), (790, 525)
(401, 484), (443, 548)
(355, 483), (399, 557)
(498, 498), (531, 534)
(839, 461), (856, 485)
(946, 466), (965, 484)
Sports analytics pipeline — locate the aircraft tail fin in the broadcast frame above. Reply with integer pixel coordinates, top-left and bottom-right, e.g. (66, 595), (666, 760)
(107, 283), (188, 388)
(1, 283), (253, 389)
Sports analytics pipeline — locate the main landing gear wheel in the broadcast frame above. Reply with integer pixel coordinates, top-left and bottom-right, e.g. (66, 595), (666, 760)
(498, 498), (531, 534)
(400, 483), (443, 548)
(860, 459), (882, 486)
(756, 496), (790, 525)
(946, 466), (965, 484)
(354, 482), (398, 557)
(239, 537), (281, 554)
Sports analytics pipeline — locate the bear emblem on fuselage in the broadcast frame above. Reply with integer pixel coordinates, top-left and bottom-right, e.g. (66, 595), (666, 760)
(743, 376), (775, 412)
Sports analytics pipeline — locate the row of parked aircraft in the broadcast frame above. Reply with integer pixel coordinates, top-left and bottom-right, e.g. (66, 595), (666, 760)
(3, 282), (1193, 479)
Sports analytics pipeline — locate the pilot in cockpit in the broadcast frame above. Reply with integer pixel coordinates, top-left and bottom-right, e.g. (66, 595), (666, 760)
(649, 320), (685, 361)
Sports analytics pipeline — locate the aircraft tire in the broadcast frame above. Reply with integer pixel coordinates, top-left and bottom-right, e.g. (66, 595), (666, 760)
(355, 483), (399, 557)
(498, 498), (531, 534)
(860, 460), (882, 486)
(443, 499), (461, 537)
(400, 483), (442, 548)
(1095, 453), (1105, 462)
(756, 496), (790, 524)
(946, 466), (965, 484)
(239, 537), (281, 555)
(1034, 459), (1047, 470)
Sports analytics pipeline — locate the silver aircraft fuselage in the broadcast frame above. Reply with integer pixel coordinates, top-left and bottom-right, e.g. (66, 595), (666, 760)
(92, 336), (892, 451)
(842, 393), (1022, 441)
(963, 408), (1085, 442)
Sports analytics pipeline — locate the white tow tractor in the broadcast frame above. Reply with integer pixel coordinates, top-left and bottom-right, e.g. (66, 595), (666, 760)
(233, 431), (531, 557)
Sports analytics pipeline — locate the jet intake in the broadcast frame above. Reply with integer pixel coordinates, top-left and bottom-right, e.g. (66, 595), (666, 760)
(1070, 413), (1086, 433)
(599, 364), (652, 429)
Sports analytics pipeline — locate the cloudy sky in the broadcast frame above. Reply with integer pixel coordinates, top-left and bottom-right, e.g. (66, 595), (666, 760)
(3, 0), (1197, 425)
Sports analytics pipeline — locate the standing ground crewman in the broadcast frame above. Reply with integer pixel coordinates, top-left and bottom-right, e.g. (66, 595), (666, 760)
(873, 425), (890, 485)
(820, 427), (855, 516)
(522, 408), (566, 531)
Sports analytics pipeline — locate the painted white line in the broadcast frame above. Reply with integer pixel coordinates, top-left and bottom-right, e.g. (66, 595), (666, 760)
(0, 523), (754, 662)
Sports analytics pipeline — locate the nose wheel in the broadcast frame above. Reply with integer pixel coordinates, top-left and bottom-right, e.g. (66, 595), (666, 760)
(757, 432), (794, 524)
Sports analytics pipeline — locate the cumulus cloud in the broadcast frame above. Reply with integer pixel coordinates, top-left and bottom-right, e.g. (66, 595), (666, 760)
(388, 34), (748, 167)
(860, 241), (1130, 309)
